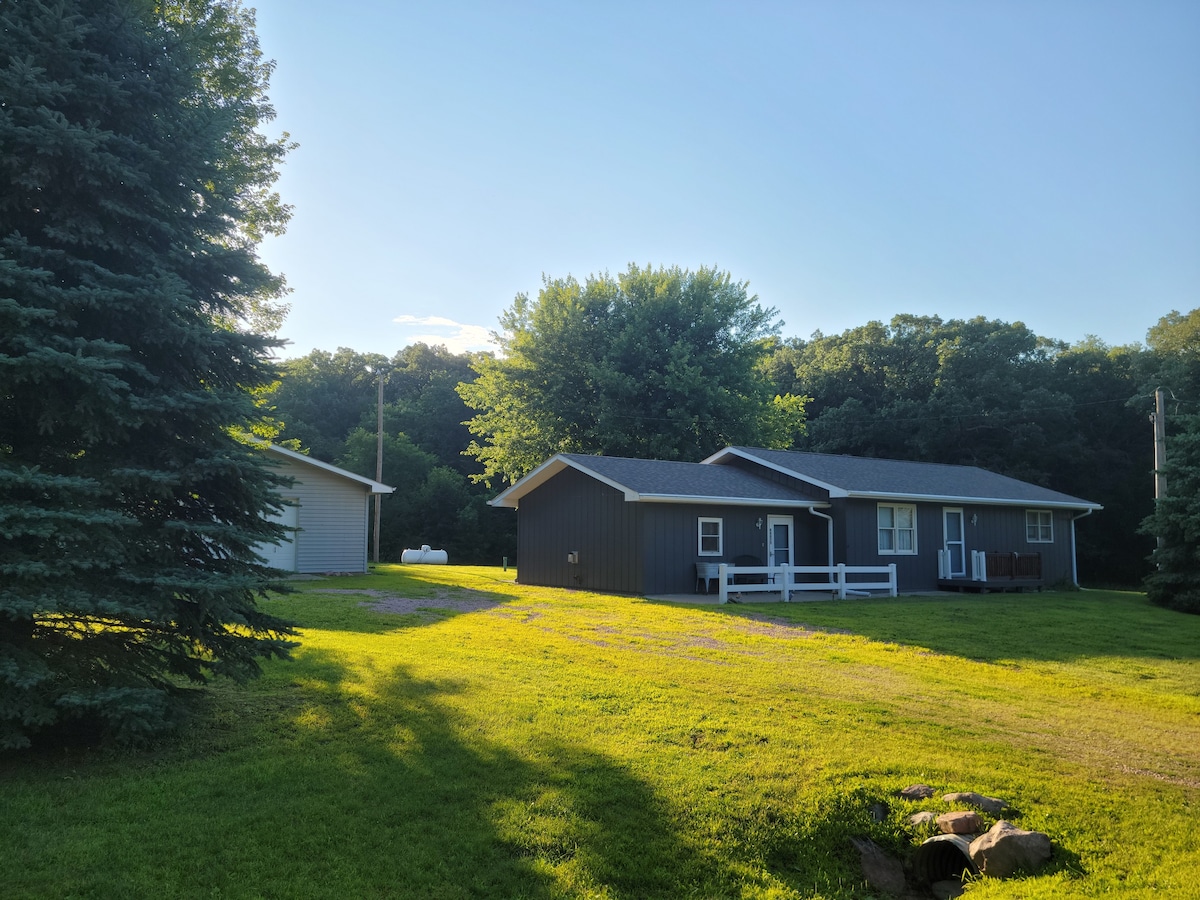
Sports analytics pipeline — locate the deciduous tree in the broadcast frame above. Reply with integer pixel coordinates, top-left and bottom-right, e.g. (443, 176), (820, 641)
(459, 264), (806, 485)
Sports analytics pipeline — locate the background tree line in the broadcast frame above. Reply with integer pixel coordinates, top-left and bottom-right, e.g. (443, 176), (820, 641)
(265, 265), (1197, 596)
(266, 343), (514, 564)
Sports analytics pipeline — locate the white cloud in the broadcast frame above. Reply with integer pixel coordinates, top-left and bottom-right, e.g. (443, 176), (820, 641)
(392, 315), (495, 354)
(393, 314), (459, 328)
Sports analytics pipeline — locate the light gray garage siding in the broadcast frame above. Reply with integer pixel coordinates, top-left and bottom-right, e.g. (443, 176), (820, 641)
(261, 446), (394, 574)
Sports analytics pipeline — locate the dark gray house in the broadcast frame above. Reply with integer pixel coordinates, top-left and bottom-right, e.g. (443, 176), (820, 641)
(490, 447), (1102, 595)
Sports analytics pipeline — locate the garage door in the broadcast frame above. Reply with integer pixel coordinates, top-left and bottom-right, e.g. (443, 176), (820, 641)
(255, 498), (299, 572)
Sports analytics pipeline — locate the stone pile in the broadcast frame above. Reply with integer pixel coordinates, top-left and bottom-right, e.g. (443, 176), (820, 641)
(852, 784), (1054, 899)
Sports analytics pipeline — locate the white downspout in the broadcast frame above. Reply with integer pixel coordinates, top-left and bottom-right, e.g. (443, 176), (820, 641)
(808, 507), (835, 569)
(1071, 509), (1093, 587)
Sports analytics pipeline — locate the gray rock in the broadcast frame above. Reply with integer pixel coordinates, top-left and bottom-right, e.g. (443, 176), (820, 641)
(969, 820), (1052, 878)
(909, 810), (936, 828)
(900, 783), (935, 800)
(869, 801), (889, 822)
(850, 837), (907, 895)
(942, 791), (1009, 816)
(936, 811), (983, 835)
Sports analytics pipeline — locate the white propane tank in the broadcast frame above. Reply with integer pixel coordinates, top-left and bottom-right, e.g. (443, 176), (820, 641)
(401, 544), (448, 565)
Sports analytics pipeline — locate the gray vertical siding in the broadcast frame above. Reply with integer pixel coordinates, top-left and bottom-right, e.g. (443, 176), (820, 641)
(840, 499), (935, 590)
(515, 478), (828, 595)
(642, 504), (759, 595)
(640, 504), (825, 594)
(516, 467), (642, 593)
(274, 458), (372, 574)
(964, 504), (1077, 586)
(840, 499), (1079, 590)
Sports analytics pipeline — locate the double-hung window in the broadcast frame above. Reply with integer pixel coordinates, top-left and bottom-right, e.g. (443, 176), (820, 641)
(878, 504), (917, 555)
(1026, 510), (1053, 543)
(698, 517), (723, 556)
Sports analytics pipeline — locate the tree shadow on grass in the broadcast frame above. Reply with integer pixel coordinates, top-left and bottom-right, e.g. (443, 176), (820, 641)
(709, 592), (1200, 664)
(251, 650), (745, 898)
(16, 648), (755, 899)
(0, 646), (1092, 900)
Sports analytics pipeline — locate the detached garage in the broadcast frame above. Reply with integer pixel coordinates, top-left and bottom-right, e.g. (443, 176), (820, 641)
(255, 444), (395, 574)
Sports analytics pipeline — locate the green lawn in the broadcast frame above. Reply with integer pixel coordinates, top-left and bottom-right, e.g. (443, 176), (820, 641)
(3, 567), (1198, 899)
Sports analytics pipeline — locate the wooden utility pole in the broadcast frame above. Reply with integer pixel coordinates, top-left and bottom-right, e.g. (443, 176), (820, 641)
(1153, 387), (1168, 502)
(1152, 387), (1167, 553)
(374, 372), (384, 564)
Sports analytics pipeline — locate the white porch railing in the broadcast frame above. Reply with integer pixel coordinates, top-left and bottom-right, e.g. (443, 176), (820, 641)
(971, 550), (988, 582)
(717, 563), (897, 604)
(937, 549), (988, 582)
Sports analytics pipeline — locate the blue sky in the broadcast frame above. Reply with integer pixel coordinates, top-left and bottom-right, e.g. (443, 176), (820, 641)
(249, 1), (1199, 359)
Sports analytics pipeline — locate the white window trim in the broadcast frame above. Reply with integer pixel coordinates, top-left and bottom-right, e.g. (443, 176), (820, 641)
(698, 517), (723, 557)
(878, 503), (918, 556)
(1026, 509), (1054, 543)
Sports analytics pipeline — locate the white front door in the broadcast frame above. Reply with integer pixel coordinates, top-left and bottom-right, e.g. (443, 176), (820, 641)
(943, 508), (965, 578)
(767, 515), (794, 569)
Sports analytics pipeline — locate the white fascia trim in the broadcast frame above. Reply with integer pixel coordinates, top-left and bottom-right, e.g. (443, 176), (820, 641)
(702, 447), (849, 497)
(489, 455), (638, 508)
(489, 456), (567, 508)
(265, 443), (395, 494)
(846, 490), (1103, 511)
(637, 495), (830, 508)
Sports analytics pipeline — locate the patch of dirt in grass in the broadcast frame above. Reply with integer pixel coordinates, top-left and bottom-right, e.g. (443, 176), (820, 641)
(1114, 764), (1200, 789)
(320, 588), (501, 614)
(734, 615), (856, 637)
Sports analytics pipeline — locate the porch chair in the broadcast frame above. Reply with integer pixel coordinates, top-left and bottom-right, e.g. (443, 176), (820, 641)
(732, 554), (767, 584)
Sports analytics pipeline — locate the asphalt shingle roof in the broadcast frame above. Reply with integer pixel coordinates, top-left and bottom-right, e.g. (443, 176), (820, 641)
(727, 447), (1098, 507)
(560, 454), (813, 503)
(493, 447), (1101, 509)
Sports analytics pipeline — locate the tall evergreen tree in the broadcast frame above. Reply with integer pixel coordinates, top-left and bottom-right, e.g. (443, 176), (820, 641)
(0, 0), (296, 748)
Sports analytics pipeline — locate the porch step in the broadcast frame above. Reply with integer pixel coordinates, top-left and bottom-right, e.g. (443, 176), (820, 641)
(937, 578), (1043, 593)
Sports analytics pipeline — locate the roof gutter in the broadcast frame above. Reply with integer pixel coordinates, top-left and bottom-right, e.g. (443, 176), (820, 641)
(845, 490), (1102, 511)
(636, 495), (828, 508)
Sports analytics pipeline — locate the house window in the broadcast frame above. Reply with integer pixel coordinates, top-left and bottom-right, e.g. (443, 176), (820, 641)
(1026, 510), (1053, 543)
(698, 517), (723, 556)
(878, 504), (917, 555)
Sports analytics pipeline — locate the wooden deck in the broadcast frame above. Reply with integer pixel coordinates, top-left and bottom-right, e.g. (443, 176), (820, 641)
(938, 550), (1044, 592)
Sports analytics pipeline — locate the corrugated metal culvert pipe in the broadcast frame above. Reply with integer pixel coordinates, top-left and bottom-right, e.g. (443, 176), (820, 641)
(911, 834), (979, 884)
